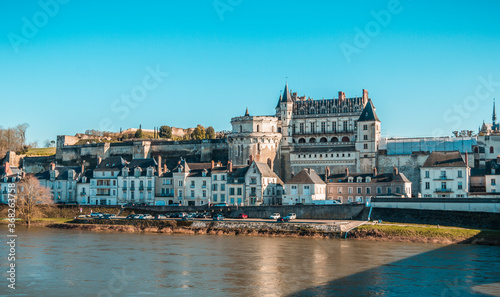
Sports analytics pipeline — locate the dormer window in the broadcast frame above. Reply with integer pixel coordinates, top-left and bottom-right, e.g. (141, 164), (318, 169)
(134, 168), (141, 177)
(357, 177), (363, 183)
(202, 170), (207, 177)
(122, 168), (129, 177)
(365, 177), (371, 183)
(348, 177), (354, 183)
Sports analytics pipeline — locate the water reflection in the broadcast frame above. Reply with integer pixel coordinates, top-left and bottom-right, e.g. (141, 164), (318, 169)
(2, 227), (499, 297)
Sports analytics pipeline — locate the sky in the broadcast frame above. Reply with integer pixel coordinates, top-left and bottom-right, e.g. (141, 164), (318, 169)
(1, 0), (499, 145)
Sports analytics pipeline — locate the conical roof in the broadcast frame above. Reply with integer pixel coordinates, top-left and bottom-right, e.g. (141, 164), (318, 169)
(358, 99), (380, 122)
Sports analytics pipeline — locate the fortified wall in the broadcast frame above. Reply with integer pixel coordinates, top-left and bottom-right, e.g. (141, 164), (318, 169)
(55, 136), (228, 168)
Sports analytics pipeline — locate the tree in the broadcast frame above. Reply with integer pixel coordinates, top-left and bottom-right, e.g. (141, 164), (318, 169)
(206, 126), (216, 139)
(16, 175), (53, 228)
(16, 123), (29, 146)
(159, 125), (172, 138)
(135, 128), (143, 139)
(192, 125), (206, 140)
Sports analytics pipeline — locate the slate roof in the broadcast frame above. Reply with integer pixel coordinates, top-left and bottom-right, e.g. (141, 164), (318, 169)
(286, 168), (325, 185)
(358, 99), (380, 122)
(127, 158), (157, 169)
(96, 157), (127, 171)
(254, 162), (284, 184)
(35, 166), (83, 181)
(422, 151), (466, 168)
(326, 172), (410, 183)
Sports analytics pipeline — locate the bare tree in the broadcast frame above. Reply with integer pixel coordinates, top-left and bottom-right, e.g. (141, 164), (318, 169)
(16, 123), (29, 146)
(16, 175), (53, 228)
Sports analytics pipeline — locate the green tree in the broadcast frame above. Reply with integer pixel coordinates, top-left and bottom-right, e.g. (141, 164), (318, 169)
(134, 128), (143, 139)
(191, 125), (206, 140)
(206, 126), (216, 139)
(159, 125), (172, 138)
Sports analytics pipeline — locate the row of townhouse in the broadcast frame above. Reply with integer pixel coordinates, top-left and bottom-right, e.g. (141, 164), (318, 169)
(0, 162), (23, 204)
(31, 156), (283, 206)
(282, 167), (412, 205)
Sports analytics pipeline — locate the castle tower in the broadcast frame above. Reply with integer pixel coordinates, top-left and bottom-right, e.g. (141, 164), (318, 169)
(356, 98), (381, 173)
(227, 109), (282, 167)
(275, 83), (295, 179)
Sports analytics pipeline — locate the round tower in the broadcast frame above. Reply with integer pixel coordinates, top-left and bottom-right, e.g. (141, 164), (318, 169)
(228, 109), (282, 168)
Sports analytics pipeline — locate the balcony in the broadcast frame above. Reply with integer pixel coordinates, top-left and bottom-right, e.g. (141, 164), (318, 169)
(435, 188), (453, 193)
(147, 187), (152, 191)
(79, 192), (87, 196)
(122, 187), (127, 191)
(130, 186), (135, 190)
(139, 186), (144, 191)
(434, 176), (452, 181)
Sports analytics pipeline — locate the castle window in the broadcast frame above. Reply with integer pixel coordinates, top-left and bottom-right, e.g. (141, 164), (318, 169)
(321, 122), (326, 133)
(320, 108), (326, 114)
(363, 125), (368, 130)
(363, 135), (368, 140)
(299, 123), (304, 134)
(490, 146), (494, 154)
(332, 122), (337, 133)
(342, 136), (350, 142)
(240, 125), (242, 133)
(300, 109), (305, 115)
(257, 125), (260, 132)
(320, 137), (327, 143)
(299, 138), (306, 143)
(364, 144), (368, 149)
(310, 123), (315, 133)
(309, 138), (316, 143)
(310, 108), (315, 114)
(331, 137), (338, 142)
(343, 121), (348, 132)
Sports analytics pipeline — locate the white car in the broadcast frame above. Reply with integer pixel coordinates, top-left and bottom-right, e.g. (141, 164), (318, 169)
(270, 213), (281, 220)
(285, 213), (297, 220)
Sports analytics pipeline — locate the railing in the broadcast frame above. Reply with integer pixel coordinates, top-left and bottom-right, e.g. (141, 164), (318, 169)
(80, 192), (86, 196)
(435, 188), (453, 193)
(147, 187), (152, 191)
(434, 176), (451, 180)
(139, 186), (144, 191)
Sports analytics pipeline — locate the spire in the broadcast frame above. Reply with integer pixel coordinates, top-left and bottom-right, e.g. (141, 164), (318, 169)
(245, 107), (249, 117)
(276, 93), (282, 108)
(358, 99), (380, 122)
(281, 82), (292, 102)
(493, 99), (497, 126)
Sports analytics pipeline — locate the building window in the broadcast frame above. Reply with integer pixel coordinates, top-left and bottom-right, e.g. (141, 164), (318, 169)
(221, 184), (225, 191)
(425, 182), (430, 190)
(377, 187), (382, 194)
(348, 187), (353, 194)
(202, 181), (207, 188)
(310, 123), (315, 134)
(221, 194), (225, 202)
(321, 122), (326, 133)
(203, 190), (206, 198)
(458, 182), (463, 190)
(229, 188), (235, 195)
(213, 175), (218, 181)
(237, 188), (242, 195)
(178, 180), (183, 187)
(363, 135), (368, 140)
(332, 122), (337, 133)
(299, 123), (304, 134)
(343, 121), (348, 132)
(425, 171), (430, 178)
(191, 181), (195, 188)
(366, 187), (371, 194)
(190, 190), (195, 198)
(490, 146), (494, 154)
(441, 182), (447, 190)
(213, 194), (217, 202)
(304, 185), (310, 195)
(291, 186), (297, 195)
(396, 187), (400, 193)
(363, 125), (367, 130)
(357, 187), (362, 194)
(492, 179), (496, 186)
(337, 187), (342, 193)
(178, 190), (183, 198)
(364, 144), (368, 149)
(458, 171), (462, 178)
(440, 171), (446, 179)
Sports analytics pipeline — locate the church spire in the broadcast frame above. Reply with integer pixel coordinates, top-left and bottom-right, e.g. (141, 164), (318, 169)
(493, 99), (497, 126)
(244, 107), (249, 117)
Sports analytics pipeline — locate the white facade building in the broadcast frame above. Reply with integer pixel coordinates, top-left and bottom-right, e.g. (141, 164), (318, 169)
(282, 168), (326, 205)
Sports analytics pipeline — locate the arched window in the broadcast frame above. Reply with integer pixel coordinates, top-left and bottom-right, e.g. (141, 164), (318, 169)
(331, 137), (339, 142)
(320, 108), (326, 114)
(310, 108), (315, 114)
(320, 137), (327, 143)
(298, 138), (306, 143)
(300, 109), (305, 115)
(490, 146), (494, 154)
(309, 138), (316, 143)
(342, 136), (350, 142)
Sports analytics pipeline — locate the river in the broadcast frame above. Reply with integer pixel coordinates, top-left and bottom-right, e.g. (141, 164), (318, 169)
(1, 227), (499, 296)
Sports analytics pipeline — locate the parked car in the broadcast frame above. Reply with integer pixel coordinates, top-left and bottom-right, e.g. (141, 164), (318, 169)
(285, 213), (297, 220)
(276, 217), (284, 222)
(90, 212), (103, 218)
(126, 214), (136, 219)
(103, 214), (116, 219)
(154, 214), (167, 220)
(270, 213), (280, 220)
(237, 213), (248, 219)
(141, 214), (153, 219)
(213, 214), (224, 221)
(182, 215), (194, 221)
(213, 203), (228, 207)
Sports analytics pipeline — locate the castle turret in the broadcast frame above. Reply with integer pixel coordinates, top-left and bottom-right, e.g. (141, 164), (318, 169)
(356, 98), (381, 173)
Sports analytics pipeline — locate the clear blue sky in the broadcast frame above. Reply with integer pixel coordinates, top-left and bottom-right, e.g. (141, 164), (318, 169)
(1, 0), (499, 145)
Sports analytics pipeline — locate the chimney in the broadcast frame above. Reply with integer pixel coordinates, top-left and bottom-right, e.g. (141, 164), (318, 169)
(228, 161), (233, 173)
(393, 166), (399, 176)
(464, 152), (468, 167)
(50, 162), (55, 171)
(345, 167), (349, 177)
(291, 171), (294, 178)
(338, 91), (345, 101)
(373, 167), (378, 177)
(4, 162), (10, 175)
(249, 154), (254, 164)
(163, 164), (167, 173)
(81, 163), (85, 175)
(211, 160), (215, 170)
(362, 89), (369, 104)
(97, 157), (102, 165)
(325, 166), (330, 182)
(157, 155), (162, 176)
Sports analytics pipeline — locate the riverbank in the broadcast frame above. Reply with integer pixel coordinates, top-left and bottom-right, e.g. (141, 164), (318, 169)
(44, 219), (500, 245)
(349, 224), (500, 246)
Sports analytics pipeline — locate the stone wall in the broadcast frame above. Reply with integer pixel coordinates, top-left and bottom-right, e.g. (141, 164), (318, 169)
(378, 153), (429, 196)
